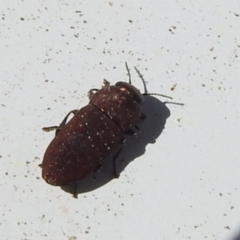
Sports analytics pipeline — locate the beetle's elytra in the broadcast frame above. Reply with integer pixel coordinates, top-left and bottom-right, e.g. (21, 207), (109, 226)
(41, 63), (179, 187)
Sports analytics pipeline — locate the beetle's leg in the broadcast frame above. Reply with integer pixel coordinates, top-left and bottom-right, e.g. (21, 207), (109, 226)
(93, 163), (102, 173)
(88, 89), (98, 100)
(112, 147), (122, 178)
(42, 109), (78, 136)
(124, 114), (144, 135)
(58, 110), (78, 128)
(125, 125), (141, 137)
(55, 109), (78, 135)
(72, 183), (78, 199)
(112, 138), (126, 178)
(42, 126), (60, 132)
(140, 113), (146, 120)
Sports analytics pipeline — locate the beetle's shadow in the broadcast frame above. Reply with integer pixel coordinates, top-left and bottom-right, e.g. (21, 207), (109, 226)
(61, 96), (170, 196)
(230, 228), (240, 240)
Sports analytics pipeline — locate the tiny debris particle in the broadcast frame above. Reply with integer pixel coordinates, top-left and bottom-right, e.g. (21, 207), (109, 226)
(234, 12), (239, 17)
(68, 237), (77, 240)
(171, 84), (177, 91)
(225, 226), (230, 230)
(20, 17), (24, 21)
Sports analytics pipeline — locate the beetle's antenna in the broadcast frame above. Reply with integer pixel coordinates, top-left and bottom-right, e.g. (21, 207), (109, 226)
(134, 66), (148, 94)
(164, 101), (184, 106)
(143, 92), (173, 99)
(134, 66), (173, 99)
(125, 62), (132, 85)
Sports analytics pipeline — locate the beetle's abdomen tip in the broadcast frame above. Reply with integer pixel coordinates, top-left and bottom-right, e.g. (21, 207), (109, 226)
(42, 171), (59, 186)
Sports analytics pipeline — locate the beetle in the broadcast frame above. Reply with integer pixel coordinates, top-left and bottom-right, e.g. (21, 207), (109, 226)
(41, 63), (179, 187)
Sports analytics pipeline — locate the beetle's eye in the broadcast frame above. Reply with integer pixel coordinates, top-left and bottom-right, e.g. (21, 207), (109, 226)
(116, 82), (143, 103)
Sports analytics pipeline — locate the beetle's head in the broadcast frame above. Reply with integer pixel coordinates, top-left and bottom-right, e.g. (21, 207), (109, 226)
(116, 82), (143, 104)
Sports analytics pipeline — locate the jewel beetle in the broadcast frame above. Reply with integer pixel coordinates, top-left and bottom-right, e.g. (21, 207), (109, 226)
(41, 63), (180, 187)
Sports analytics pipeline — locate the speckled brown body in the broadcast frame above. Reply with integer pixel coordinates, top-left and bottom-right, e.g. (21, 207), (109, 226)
(42, 81), (143, 186)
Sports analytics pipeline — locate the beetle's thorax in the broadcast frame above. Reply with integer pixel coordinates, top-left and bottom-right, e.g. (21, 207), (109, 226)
(89, 84), (142, 132)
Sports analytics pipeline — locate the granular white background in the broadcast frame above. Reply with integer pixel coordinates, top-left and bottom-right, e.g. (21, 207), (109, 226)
(1, 1), (240, 240)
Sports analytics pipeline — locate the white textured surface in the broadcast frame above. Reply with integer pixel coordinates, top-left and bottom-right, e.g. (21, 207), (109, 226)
(1, 1), (240, 240)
